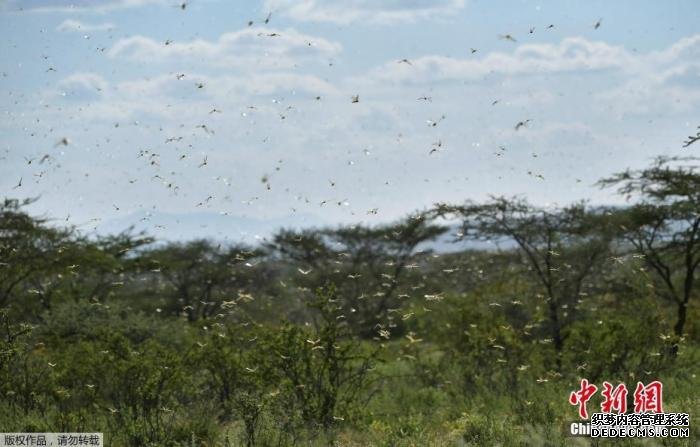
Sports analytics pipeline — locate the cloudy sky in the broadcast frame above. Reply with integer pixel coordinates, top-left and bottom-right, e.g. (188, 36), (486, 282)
(1, 0), (699, 242)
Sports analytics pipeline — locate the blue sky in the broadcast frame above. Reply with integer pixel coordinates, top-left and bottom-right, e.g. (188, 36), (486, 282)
(1, 0), (699, 242)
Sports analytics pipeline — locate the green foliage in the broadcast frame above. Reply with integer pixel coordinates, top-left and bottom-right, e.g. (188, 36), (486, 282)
(1, 158), (699, 445)
(268, 286), (380, 432)
(266, 217), (447, 336)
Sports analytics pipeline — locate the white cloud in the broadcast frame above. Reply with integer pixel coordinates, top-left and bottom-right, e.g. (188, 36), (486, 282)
(647, 34), (700, 66)
(594, 35), (700, 115)
(265, 0), (465, 24)
(108, 28), (341, 69)
(597, 75), (700, 116)
(114, 72), (338, 100)
(59, 72), (109, 92)
(47, 34), (700, 131)
(4, 0), (165, 13)
(56, 19), (114, 32)
(41, 72), (109, 105)
(41, 70), (340, 123)
(362, 37), (632, 85)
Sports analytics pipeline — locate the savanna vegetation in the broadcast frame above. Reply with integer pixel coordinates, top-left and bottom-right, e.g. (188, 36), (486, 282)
(1, 156), (699, 446)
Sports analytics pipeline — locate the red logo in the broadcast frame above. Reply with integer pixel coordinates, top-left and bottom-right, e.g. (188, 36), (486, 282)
(569, 379), (664, 419)
(601, 382), (628, 414)
(569, 379), (598, 419)
(633, 381), (663, 413)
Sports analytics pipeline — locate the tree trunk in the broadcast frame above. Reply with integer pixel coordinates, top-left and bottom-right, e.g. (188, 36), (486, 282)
(548, 298), (563, 371)
(671, 301), (687, 356)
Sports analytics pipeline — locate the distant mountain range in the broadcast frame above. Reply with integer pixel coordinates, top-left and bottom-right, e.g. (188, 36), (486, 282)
(94, 209), (328, 245)
(91, 210), (509, 252)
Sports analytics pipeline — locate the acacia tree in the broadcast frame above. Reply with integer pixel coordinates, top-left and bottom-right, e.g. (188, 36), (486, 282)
(329, 216), (446, 335)
(24, 231), (154, 312)
(267, 216), (446, 337)
(600, 156), (700, 354)
(1, 198), (160, 316)
(433, 197), (613, 371)
(144, 240), (263, 321)
(0, 198), (77, 312)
